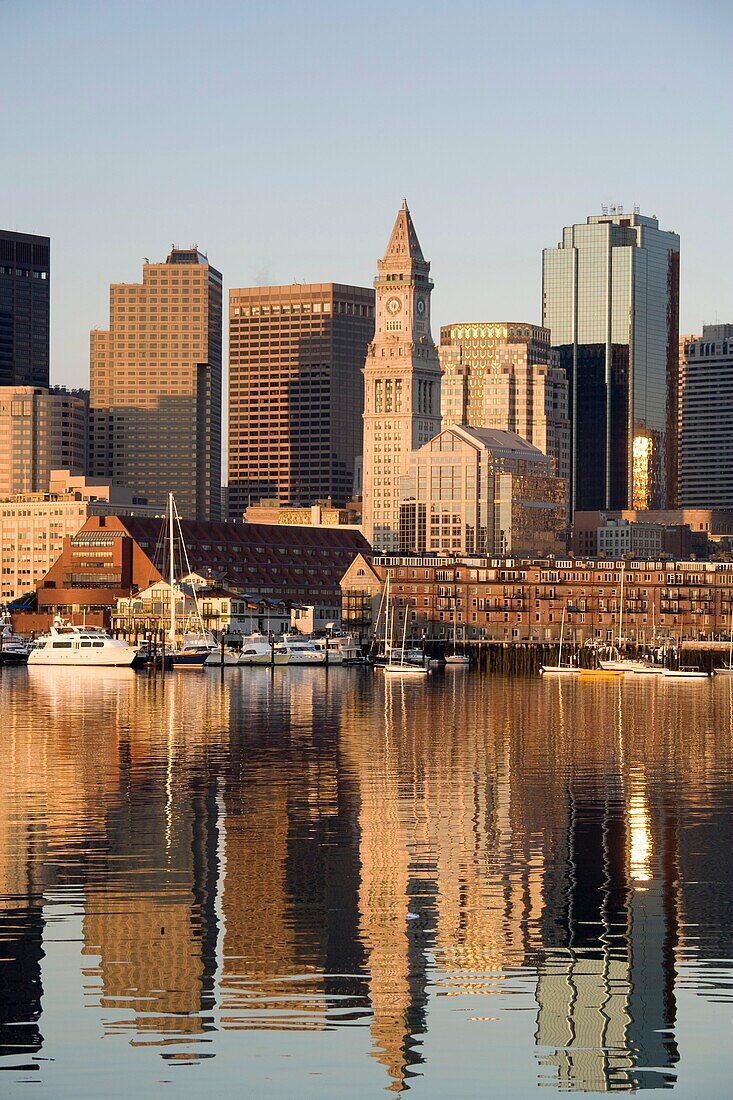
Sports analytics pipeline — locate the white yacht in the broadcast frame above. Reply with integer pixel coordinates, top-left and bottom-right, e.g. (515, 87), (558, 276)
(275, 639), (327, 666)
(28, 624), (138, 667)
(238, 634), (286, 665)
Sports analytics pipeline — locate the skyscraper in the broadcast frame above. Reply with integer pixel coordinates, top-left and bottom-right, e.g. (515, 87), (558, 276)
(678, 325), (733, 508)
(542, 210), (679, 514)
(0, 385), (87, 497)
(0, 230), (50, 388)
(89, 247), (222, 521)
(362, 202), (441, 551)
(227, 283), (374, 517)
(439, 321), (570, 484)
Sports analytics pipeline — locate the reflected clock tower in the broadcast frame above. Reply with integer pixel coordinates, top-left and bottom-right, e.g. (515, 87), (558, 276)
(362, 201), (441, 550)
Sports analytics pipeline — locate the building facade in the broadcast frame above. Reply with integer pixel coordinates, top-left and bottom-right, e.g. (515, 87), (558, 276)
(439, 322), (570, 484)
(228, 283), (374, 516)
(399, 425), (566, 558)
(542, 210), (680, 514)
(0, 230), (50, 388)
(89, 247), (222, 521)
(0, 471), (161, 604)
(362, 201), (442, 551)
(678, 325), (733, 508)
(341, 554), (733, 644)
(0, 386), (88, 498)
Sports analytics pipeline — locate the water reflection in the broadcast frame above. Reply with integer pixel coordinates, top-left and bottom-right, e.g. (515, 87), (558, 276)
(1, 667), (733, 1093)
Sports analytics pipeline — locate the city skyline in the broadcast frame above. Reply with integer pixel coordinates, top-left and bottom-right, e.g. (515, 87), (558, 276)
(2, 0), (731, 390)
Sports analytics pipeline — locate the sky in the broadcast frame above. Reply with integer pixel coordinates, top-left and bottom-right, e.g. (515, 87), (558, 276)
(2, 0), (732, 389)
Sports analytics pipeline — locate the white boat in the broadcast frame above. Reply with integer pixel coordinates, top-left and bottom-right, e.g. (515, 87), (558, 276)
(445, 653), (470, 666)
(632, 663), (665, 675)
(661, 665), (710, 679)
(28, 623), (138, 667)
(0, 621), (33, 664)
(714, 600), (733, 676)
(541, 607), (578, 675)
(274, 639), (326, 665)
(381, 573), (429, 677)
(161, 494), (210, 668)
(597, 562), (646, 672)
(205, 646), (240, 666)
(238, 634), (285, 665)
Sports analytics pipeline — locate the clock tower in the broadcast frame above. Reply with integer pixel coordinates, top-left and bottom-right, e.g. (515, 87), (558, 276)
(362, 200), (441, 550)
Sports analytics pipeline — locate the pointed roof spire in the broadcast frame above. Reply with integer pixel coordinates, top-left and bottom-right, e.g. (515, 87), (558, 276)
(382, 199), (426, 265)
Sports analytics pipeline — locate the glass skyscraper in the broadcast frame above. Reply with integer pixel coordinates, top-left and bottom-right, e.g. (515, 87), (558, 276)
(542, 211), (679, 514)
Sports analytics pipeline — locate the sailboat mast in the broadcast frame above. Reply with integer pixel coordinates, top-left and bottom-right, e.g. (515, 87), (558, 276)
(559, 605), (565, 667)
(728, 590), (733, 671)
(618, 561), (625, 651)
(169, 491), (175, 646)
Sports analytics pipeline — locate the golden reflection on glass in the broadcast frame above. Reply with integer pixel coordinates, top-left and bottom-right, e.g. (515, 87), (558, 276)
(632, 432), (653, 510)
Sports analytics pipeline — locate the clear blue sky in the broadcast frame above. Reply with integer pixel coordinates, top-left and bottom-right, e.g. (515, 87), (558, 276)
(2, 0), (731, 389)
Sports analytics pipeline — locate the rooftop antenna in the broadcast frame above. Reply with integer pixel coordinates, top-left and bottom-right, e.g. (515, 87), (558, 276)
(633, 203), (640, 215)
(143, 257), (150, 264)
(601, 204), (609, 215)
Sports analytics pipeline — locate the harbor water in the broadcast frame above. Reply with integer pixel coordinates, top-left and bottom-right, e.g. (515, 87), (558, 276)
(1, 664), (732, 1097)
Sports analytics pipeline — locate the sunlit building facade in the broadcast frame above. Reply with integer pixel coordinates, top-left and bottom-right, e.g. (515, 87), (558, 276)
(0, 385), (88, 499)
(439, 322), (570, 485)
(543, 210), (679, 515)
(89, 247), (222, 521)
(399, 425), (566, 558)
(228, 283), (374, 516)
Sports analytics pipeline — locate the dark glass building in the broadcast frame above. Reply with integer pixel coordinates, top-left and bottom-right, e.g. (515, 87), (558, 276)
(0, 230), (50, 388)
(543, 211), (679, 514)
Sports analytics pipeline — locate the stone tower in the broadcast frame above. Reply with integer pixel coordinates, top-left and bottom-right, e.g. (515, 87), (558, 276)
(362, 201), (441, 550)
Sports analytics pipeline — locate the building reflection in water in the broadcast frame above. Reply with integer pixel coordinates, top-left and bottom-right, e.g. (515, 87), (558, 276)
(4, 665), (733, 1091)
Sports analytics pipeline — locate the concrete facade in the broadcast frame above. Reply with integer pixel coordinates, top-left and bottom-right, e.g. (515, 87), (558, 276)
(228, 283), (374, 515)
(89, 247), (222, 521)
(0, 386), (88, 498)
(679, 325), (733, 508)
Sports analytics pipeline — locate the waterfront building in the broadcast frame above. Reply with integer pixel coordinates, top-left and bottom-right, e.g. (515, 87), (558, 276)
(89, 247), (222, 521)
(542, 209), (680, 514)
(0, 386), (88, 499)
(228, 283), (374, 516)
(0, 471), (162, 604)
(678, 325), (733, 508)
(0, 230), (50, 388)
(362, 201), (442, 551)
(399, 425), (566, 558)
(572, 507), (733, 559)
(341, 554), (733, 644)
(439, 322), (570, 484)
(24, 514), (369, 630)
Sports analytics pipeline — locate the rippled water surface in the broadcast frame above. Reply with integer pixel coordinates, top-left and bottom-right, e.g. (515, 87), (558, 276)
(1, 664), (732, 1097)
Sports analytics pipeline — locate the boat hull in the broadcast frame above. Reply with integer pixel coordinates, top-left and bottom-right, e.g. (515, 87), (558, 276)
(541, 666), (578, 675)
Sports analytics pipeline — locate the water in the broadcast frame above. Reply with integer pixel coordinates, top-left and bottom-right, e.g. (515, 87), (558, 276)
(1, 664), (732, 1097)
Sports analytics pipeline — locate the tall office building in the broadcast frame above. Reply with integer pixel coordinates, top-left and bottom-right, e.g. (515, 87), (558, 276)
(0, 230), (50, 388)
(89, 247), (222, 521)
(0, 386), (87, 498)
(678, 325), (733, 507)
(227, 283), (374, 517)
(439, 321), (570, 484)
(362, 201), (442, 550)
(543, 209), (679, 514)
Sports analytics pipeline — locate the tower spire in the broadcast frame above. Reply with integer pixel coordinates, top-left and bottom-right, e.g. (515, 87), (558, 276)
(382, 200), (426, 266)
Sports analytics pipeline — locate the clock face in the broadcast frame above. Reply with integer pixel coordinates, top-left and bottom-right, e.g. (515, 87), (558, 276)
(386, 297), (402, 315)
(416, 297), (426, 316)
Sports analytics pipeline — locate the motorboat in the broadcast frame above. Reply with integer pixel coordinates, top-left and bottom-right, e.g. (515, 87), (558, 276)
(205, 644), (241, 666)
(27, 624), (138, 667)
(445, 653), (470, 666)
(661, 665), (710, 679)
(238, 634), (285, 665)
(578, 667), (624, 679)
(274, 639), (326, 665)
(632, 663), (665, 675)
(598, 655), (648, 673)
(0, 623), (33, 664)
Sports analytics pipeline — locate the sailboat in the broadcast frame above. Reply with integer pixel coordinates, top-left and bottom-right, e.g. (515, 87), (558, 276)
(541, 606), (578, 675)
(164, 492), (212, 668)
(714, 594), (733, 676)
(445, 585), (470, 666)
(382, 573), (429, 677)
(598, 561), (646, 672)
